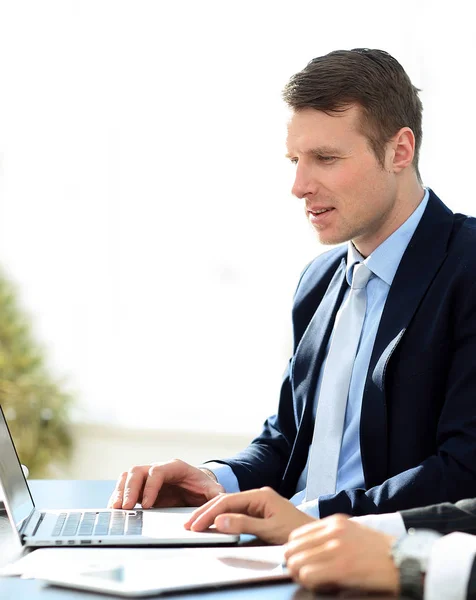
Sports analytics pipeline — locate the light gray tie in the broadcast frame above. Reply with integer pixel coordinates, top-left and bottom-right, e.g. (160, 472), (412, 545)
(305, 262), (372, 501)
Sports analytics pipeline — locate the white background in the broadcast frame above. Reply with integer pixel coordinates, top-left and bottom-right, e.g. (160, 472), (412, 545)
(0, 0), (474, 436)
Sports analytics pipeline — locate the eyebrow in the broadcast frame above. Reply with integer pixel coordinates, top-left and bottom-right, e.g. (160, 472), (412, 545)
(285, 146), (343, 159)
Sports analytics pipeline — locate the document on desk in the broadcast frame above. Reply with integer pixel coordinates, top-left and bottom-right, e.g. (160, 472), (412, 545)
(0, 545), (290, 596)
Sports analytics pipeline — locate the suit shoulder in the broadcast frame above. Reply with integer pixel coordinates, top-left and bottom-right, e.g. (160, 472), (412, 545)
(456, 213), (476, 237)
(449, 213), (476, 260)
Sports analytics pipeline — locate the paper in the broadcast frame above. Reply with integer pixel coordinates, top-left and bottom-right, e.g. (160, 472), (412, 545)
(0, 544), (286, 579)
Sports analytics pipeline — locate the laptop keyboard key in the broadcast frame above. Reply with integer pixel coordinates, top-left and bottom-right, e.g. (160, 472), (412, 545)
(125, 511), (143, 535)
(51, 510), (142, 538)
(78, 513), (96, 536)
(62, 512), (81, 536)
(109, 512), (126, 536)
(93, 512), (111, 535)
(52, 513), (67, 536)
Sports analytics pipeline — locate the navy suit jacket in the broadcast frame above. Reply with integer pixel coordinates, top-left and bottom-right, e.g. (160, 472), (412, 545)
(215, 189), (476, 517)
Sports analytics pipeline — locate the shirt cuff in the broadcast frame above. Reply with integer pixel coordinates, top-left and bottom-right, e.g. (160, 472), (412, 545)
(424, 532), (476, 600)
(352, 512), (407, 538)
(200, 462), (240, 493)
(296, 497), (320, 519)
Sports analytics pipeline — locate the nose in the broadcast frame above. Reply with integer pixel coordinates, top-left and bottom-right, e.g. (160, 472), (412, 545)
(291, 162), (317, 199)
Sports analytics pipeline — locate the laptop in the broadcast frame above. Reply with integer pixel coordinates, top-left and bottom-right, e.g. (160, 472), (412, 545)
(0, 406), (239, 548)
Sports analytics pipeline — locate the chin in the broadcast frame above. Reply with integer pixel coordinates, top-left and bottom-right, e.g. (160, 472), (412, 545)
(315, 232), (350, 247)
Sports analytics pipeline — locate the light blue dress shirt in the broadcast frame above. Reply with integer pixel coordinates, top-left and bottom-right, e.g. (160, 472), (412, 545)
(207, 189), (430, 518)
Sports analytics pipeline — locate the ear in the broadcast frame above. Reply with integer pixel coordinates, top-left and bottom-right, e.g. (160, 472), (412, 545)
(389, 127), (415, 173)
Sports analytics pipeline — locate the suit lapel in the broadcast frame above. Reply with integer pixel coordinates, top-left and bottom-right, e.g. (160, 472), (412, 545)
(291, 259), (347, 424)
(361, 191), (454, 487)
(281, 260), (347, 495)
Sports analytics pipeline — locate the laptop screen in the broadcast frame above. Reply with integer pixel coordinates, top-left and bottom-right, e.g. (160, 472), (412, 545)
(0, 406), (34, 533)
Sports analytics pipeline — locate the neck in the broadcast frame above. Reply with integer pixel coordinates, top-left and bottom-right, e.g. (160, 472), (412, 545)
(354, 175), (425, 258)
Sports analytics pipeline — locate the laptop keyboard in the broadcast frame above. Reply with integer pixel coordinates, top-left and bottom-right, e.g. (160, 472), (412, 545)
(51, 511), (143, 537)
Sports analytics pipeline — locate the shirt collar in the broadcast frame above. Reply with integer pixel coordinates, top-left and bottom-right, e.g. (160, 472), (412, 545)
(346, 188), (430, 286)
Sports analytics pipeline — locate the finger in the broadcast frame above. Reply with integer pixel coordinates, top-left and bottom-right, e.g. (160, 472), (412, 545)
(107, 471), (128, 508)
(122, 466), (150, 509)
(140, 465), (171, 509)
(214, 513), (277, 540)
(144, 460), (221, 508)
(285, 524), (345, 562)
(187, 490), (264, 531)
(286, 543), (337, 578)
(295, 561), (342, 591)
(142, 461), (196, 508)
(187, 495), (245, 531)
(286, 514), (350, 553)
(285, 532), (325, 561)
(183, 496), (223, 529)
(143, 461), (224, 510)
(207, 482), (226, 499)
(285, 524), (328, 561)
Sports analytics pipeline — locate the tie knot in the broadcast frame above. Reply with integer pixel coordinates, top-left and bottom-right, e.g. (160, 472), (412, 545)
(351, 262), (372, 289)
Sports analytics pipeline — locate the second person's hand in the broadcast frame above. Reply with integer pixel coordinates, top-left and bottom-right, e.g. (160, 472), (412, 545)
(284, 515), (398, 594)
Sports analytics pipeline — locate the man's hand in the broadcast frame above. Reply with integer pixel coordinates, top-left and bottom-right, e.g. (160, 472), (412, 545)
(184, 487), (315, 544)
(284, 515), (399, 595)
(107, 460), (225, 509)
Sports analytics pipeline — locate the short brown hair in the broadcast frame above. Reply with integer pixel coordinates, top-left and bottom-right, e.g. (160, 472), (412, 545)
(283, 48), (423, 181)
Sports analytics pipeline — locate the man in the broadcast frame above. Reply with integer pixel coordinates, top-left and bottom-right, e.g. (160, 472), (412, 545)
(109, 48), (476, 518)
(184, 487), (476, 599)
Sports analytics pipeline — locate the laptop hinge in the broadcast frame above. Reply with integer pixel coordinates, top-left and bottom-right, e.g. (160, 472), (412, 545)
(19, 510), (42, 541)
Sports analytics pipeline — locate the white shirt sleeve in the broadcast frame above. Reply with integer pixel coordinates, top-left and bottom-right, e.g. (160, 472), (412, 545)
(352, 512), (407, 538)
(201, 462), (240, 493)
(296, 497), (320, 519)
(424, 532), (476, 600)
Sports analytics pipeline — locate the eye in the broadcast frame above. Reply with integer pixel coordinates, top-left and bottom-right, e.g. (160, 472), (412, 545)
(289, 157), (298, 165)
(317, 155), (337, 163)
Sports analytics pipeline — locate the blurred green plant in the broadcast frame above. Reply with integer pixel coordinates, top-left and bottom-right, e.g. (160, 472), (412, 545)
(0, 271), (74, 477)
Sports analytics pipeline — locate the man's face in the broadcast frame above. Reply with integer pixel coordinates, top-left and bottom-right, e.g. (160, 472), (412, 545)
(286, 106), (399, 256)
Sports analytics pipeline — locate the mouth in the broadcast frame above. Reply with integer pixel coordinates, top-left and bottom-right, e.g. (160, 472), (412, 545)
(307, 207), (335, 226)
(308, 208), (333, 216)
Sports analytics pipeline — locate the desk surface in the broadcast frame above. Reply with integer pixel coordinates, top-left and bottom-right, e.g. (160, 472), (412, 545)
(0, 480), (398, 599)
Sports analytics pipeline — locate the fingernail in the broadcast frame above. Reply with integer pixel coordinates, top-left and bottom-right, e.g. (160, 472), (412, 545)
(142, 496), (148, 506)
(219, 517), (230, 531)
